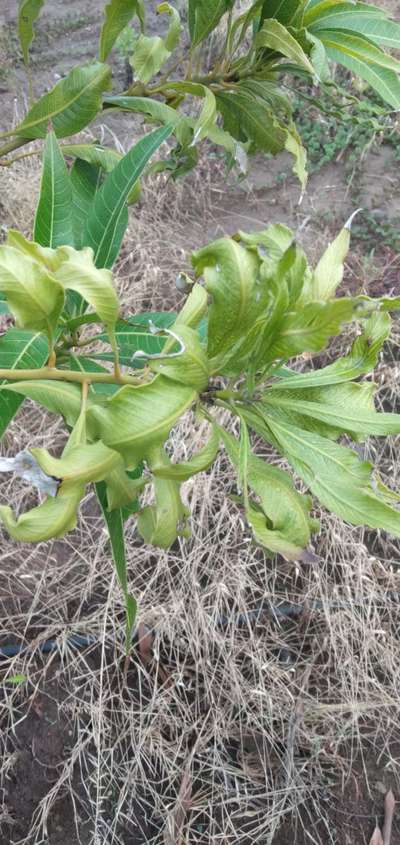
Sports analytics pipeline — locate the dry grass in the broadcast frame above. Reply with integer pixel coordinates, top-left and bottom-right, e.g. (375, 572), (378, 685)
(0, 153), (400, 845)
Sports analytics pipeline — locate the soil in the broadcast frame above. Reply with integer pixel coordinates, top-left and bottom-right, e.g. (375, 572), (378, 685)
(1, 1), (400, 844)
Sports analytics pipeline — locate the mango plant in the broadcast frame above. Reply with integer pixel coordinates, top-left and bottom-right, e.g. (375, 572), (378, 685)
(1, 1), (400, 188)
(1, 126), (400, 644)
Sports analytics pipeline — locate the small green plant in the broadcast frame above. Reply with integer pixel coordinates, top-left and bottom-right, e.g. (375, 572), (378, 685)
(1, 128), (400, 644)
(2, 0), (400, 187)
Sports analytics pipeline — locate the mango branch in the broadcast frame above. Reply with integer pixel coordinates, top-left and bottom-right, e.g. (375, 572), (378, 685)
(0, 367), (144, 386)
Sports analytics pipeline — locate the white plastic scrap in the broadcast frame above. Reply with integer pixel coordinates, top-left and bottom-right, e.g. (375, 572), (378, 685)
(0, 451), (59, 497)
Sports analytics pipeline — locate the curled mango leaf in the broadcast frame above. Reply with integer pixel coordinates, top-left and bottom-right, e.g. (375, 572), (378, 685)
(149, 325), (209, 391)
(31, 441), (124, 485)
(105, 464), (149, 511)
(151, 425), (219, 481)
(0, 246), (64, 345)
(0, 381), (83, 428)
(219, 426), (316, 560)
(0, 481), (84, 543)
(138, 447), (190, 548)
(87, 376), (197, 466)
(310, 211), (360, 301)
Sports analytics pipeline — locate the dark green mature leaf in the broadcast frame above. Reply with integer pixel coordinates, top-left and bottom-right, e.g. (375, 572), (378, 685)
(269, 312), (390, 389)
(84, 124), (173, 268)
(34, 131), (74, 249)
(70, 159), (102, 250)
(18, 0), (46, 64)
(14, 62), (111, 139)
(97, 314), (173, 367)
(256, 19), (314, 74)
(96, 480), (137, 653)
(0, 330), (49, 438)
(188, 0), (234, 47)
(216, 91), (287, 155)
(260, 0), (304, 28)
(99, 0), (144, 61)
(263, 414), (400, 537)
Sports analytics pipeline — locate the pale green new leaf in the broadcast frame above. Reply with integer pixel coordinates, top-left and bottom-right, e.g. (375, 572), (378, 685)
(263, 382), (400, 438)
(62, 143), (121, 172)
(268, 298), (352, 359)
(54, 246), (119, 332)
(264, 414), (400, 537)
(14, 62), (112, 139)
(130, 34), (170, 84)
(149, 324), (209, 391)
(151, 426), (219, 481)
(84, 124), (172, 268)
(158, 2), (183, 52)
(256, 19), (314, 75)
(103, 96), (191, 145)
(0, 330), (49, 439)
(138, 446), (189, 547)
(192, 87), (217, 144)
(192, 236), (260, 364)
(0, 480), (84, 542)
(99, 0), (144, 61)
(34, 131), (74, 249)
(32, 440), (124, 485)
(86, 376), (197, 466)
(220, 426), (315, 559)
(0, 380), (82, 427)
(18, 0), (46, 64)
(0, 246), (64, 344)
(269, 312), (390, 389)
(311, 217), (351, 300)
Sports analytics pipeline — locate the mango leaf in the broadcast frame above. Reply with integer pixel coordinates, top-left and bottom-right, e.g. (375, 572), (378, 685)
(216, 91), (287, 155)
(310, 215), (352, 300)
(174, 283), (208, 331)
(105, 463), (147, 511)
(256, 20), (314, 75)
(158, 2), (183, 52)
(149, 325), (209, 391)
(70, 159), (102, 250)
(87, 376), (197, 466)
(84, 124), (173, 269)
(0, 330), (49, 438)
(62, 143), (121, 172)
(267, 299), (353, 359)
(53, 247), (119, 338)
(151, 425), (219, 480)
(34, 130), (74, 249)
(262, 381), (400, 439)
(18, 0), (46, 65)
(32, 441), (124, 485)
(0, 480), (84, 542)
(317, 30), (400, 108)
(269, 312), (391, 389)
(130, 34), (170, 84)
(103, 96), (191, 145)
(0, 246), (64, 344)
(260, 0), (304, 28)
(13, 62), (111, 140)
(0, 293), (9, 315)
(99, 0), (144, 61)
(188, 0), (234, 47)
(263, 414), (400, 537)
(96, 480), (138, 652)
(307, 5), (400, 49)
(192, 237), (260, 364)
(0, 380), (82, 427)
(138, 446), (189, 547)
(192, 87), (217, 144)
(220, 426), (315, 559)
